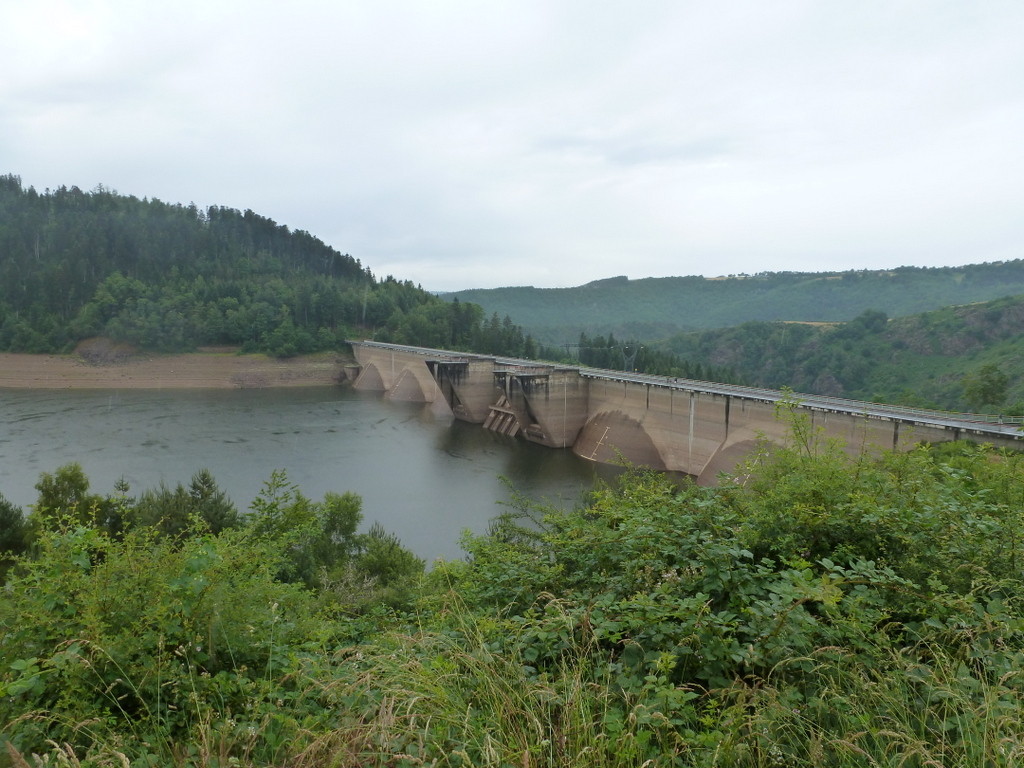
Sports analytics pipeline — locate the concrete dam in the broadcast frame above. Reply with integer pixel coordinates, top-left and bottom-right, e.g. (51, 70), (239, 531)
(347, 341), (1024, 484)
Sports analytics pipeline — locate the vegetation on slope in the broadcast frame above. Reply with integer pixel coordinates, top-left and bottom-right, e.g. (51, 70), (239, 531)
(0, 174), (533, 358)
(660, 297), (1024, 412)
(4, 406), (1024, 766)
(449, 264), (1024, 345)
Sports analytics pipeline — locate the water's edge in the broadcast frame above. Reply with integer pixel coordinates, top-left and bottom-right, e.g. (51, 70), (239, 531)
(0, 386), (613, 561)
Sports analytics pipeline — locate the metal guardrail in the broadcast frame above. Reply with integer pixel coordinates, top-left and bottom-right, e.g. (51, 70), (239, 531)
(351, 339), (473, 363)
(576, 368), (1024, 433)
(349, 340), (1024, 437)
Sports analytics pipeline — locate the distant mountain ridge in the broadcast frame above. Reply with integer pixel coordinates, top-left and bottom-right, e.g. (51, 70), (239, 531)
(448, 262), (1024, 345)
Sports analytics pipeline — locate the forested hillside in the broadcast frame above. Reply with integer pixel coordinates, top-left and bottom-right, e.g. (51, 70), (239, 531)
(660, 296), (1024, 413)
(449, 264), (1024, 345)
(0, 174), (532, 357)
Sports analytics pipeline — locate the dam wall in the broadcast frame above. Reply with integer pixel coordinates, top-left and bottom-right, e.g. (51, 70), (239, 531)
(349, 341), (1024, 482)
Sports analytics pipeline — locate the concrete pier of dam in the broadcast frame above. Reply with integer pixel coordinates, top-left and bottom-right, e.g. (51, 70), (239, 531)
(347, 341), (1024, 483)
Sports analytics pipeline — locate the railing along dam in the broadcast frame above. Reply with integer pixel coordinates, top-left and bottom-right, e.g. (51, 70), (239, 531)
(346, 341), (1024, 484)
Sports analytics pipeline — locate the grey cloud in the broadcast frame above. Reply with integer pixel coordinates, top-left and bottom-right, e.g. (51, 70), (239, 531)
(535, 134), (733, 167)
(2, 1), (1023, 291)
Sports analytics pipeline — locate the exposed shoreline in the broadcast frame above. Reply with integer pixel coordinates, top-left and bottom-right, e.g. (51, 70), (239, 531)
(0, 350), (354, 390)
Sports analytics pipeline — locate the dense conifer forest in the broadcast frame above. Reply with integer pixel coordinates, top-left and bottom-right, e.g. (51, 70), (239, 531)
(0, 174), (533, 358)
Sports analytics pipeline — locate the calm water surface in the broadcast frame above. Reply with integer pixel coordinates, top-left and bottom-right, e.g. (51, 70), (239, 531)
(0, 386), (613, 561)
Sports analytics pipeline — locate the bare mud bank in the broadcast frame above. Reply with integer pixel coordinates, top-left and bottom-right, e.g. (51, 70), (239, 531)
(0, 350), (353, 389)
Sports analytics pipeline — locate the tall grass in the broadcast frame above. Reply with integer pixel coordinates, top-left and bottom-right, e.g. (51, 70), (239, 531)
(8, 600), (1024, 767)
(713, 639), (1024, 768)
(303, 594), (698, 767)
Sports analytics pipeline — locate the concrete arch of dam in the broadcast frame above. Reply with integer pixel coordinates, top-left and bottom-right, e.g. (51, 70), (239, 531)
(575, 410), (666, 470)
(348, 341), (1024, 483)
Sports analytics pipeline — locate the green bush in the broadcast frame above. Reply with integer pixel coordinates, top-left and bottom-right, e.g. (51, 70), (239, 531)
(429, 433), (1024, 766)
(5, 427), (1024, 766)
(0, 521), (326, 762)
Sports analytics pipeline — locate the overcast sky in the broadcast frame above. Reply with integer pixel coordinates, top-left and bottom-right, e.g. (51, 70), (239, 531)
(3, 1), (1023, 291)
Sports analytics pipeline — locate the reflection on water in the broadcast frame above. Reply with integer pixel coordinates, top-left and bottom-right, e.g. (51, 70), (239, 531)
(0, 386), (615, 561)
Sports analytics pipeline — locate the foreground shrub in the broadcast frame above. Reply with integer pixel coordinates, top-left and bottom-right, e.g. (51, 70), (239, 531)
(431, 438), (1024, 766)
(5, 430), (1024, 766)
(0, 522), (330, 762)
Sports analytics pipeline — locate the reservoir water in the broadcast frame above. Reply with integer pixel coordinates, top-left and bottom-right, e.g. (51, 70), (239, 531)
(0, 386), (614, 562)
